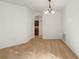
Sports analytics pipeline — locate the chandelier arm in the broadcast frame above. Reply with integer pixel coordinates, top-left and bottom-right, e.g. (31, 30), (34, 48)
(49, 0), (51, 8)
(49, 0), (51, 2)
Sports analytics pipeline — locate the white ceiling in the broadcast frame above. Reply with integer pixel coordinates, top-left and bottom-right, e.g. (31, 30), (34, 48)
(0, 0), (71, 12)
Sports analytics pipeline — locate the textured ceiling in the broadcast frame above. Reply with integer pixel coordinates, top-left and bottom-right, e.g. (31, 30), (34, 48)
(0, 0), (71, 12)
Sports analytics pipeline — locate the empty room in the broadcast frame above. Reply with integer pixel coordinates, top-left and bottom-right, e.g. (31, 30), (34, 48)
(0, 0), (79, 59)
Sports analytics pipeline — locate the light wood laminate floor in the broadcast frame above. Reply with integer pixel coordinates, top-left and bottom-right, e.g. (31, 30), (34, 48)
(0, 38), (78, 59)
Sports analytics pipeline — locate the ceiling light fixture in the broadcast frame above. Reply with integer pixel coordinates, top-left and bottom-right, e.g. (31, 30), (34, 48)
(44, 0), (55, 15)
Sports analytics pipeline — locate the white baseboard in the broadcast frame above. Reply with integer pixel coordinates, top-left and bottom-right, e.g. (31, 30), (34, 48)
(0, 38), (33, 49)
(62, 39), (79, 58)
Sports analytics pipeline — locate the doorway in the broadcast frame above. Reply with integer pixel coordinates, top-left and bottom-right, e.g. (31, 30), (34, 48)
(34, 20), (39, 37)
(34, 16), (42, 38)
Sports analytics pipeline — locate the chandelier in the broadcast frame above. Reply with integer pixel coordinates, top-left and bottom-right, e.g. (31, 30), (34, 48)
(44, 0), (55, 15)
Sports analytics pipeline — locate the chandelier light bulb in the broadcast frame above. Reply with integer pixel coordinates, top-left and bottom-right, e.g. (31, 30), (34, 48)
(44, 10), (55, 15)
(44, 10), (49, 14)
(51, 10), (55, 14)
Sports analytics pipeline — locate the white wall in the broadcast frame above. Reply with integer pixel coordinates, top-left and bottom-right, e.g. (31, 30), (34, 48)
(63, 0), (79, 57)
(0, 1), (33, 48)
(42, 11), (63, 39)
(39, 16), (42, 36)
